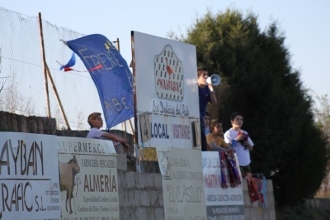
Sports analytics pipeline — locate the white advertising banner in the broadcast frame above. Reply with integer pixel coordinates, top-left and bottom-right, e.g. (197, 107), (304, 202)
(0, 132), (61, 220)
(157, 147), (207, 220)
(132, 31), (200, 148)
(57, 137), (119, 220)
(139, 113), (198, 148)
(202, 152), (244, 220)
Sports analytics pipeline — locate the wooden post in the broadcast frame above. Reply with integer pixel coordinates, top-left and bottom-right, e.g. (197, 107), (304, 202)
(116, 38), (120, 52)
(38, 13), (71, 130)
(113, 38), (129, 133)
(38, 13), (51, 117)
(131, 32), (141, 172)
(45, 64), (71, 130)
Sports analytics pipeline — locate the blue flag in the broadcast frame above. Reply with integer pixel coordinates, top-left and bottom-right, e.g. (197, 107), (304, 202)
(66, 34), (134, 129)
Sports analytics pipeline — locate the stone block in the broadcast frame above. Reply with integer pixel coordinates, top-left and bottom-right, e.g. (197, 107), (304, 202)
(149, 190), (160, 207)
(244, 191), (251, 206)
(242, 178), (249, 192)
(267, 192), (275, 208)
(146, 207), (156, 220)
(261, 209), (270, 220)
(134, 190), (141, 206)
(136, 207), (148, 220)
(153, 173), (162, 189)
(117, 154), (127, 171)
(36, 118), (44, 134)
(144, 173), (154, 189)
(19, 115), (28, 132)
(126, 190), (136, 206)
(119, 207), (128, 220)
(159, 191), (164, 206)
(28, 117), (37, 133)
(252, 200), (259, 208)
(155, 207), (165, 220)
(120, 190), (128, 207)
(122, 207), (137, 220)
(11, 114), (18, 131)
(267, 180), (273, 193)
(244, 207), (250, 220)
(249, 208), (259, 220)
(140, 190), (151, 207)
(118, 188), (125, 206)
(269, 209), (276, 220)
(125, 172), (136, 189)
(117, 172), (125, 192)
(136, 173), (146, 189)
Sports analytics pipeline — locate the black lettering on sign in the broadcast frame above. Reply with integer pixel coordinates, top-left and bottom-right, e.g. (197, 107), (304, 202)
(0, 140), (44, 176)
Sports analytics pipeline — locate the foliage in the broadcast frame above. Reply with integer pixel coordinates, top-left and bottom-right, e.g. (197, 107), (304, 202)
(276, 203), (330, 220)
(313, 94), (330, 198)
(0, 78), (34, 116)
(184, 9), (329, 207)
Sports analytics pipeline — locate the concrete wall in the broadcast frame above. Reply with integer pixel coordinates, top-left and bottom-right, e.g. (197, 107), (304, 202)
(0, 111), (56, 134)
(242, 179), (276, 220)
(1, 111), (277, 220)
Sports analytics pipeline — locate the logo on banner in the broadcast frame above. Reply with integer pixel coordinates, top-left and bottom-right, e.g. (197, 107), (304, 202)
(154, 45), (184, 101)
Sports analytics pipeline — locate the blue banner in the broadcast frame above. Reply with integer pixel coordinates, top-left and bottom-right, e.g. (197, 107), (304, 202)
(66, 34), (133, 129)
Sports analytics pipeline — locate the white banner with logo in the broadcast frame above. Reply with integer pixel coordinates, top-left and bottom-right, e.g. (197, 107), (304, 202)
(157, 147), (207, 220)
(202, 152), (244, 220)
(132, 31), (200, 148)
(57, 137), (119, 220)
(0, 132), (61, 220)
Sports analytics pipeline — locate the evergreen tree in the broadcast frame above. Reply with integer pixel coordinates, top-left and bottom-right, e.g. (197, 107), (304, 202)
(184, 9), (329, 206)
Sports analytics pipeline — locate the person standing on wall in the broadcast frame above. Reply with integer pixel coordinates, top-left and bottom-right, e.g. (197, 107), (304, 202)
(198, 67), (217, 151)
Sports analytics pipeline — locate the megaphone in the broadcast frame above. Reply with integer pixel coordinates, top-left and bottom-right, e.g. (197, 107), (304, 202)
(206, 74), (221, 86)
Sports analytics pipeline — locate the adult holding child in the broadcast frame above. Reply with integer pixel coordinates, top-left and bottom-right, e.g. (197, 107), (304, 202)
(224, 112), (254, 180)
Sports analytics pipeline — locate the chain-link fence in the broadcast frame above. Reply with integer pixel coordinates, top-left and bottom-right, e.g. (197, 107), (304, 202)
(0, 7), (131, 131)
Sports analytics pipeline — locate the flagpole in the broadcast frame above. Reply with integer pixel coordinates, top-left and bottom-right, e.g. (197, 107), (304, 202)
(131, 32), (142, 173)
(38, 12), (51, 117)
(39, 13), (71, 130)
(113, 38), (127, 133)
(45, 64), (71, 130)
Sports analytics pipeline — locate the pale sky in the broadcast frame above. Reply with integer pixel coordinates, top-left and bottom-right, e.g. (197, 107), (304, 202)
(2, 0), (330, 98)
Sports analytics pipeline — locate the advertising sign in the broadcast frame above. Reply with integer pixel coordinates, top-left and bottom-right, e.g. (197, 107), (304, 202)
(157, 147), (207, 220)
(202, 152), (244, 220)
(57, 137), (119, 220)
(0, 132), (61, 220)
(132, 31), (200, 148)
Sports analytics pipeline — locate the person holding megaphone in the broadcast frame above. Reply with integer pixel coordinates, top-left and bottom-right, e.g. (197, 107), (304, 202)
(197, 67), (218, 151)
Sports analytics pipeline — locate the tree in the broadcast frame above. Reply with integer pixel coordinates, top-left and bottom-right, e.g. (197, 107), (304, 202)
(184, 9), (329, 206)
(0, 71), (35, 116)
(313, 94), (330, 198)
